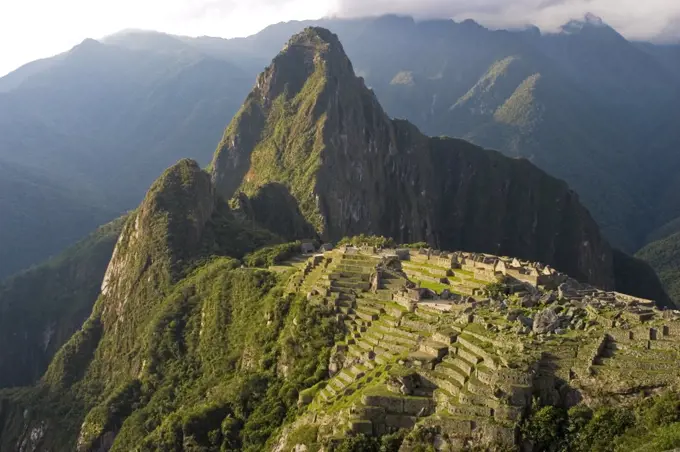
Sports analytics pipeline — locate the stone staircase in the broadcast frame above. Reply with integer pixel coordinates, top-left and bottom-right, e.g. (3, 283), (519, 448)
(317, 254), (452, 404)
(313, 250), (527, 432)
(400, 258), (486, 297)
(419, 328), (529, 425)
(297, 254), (334, 294)
(347, 390), (436, 436)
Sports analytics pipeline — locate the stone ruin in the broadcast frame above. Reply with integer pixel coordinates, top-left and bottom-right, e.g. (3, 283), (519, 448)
(279, 244), (680, 450)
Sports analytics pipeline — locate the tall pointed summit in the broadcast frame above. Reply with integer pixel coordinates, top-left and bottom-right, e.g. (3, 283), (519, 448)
(211, 27), (614, 287)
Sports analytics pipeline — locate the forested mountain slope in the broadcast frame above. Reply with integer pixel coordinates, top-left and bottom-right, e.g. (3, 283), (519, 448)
(0, 29), (676, 452)
(0, 218), (124, 388)
(638, 232), (680, 306)
(2, 14), (679, 277)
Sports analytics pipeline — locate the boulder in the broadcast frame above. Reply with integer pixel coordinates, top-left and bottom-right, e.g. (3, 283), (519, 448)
(386, 371), (420, 396)
(506, 310), (522, 322)
(533, 308), (559, 334)
(520, 296), (536, 308)
(539, 292), (556, 305)
(557, 284), (571, 299)
(518, 315), (534, 328)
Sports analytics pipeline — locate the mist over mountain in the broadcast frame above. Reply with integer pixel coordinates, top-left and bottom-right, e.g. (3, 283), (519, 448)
(0, 36), (253, 278)
(331, 1), (680, 43)
(1, 28), (677, 452)
(3, 14), (680, 279)
(1, 12), (680, 352)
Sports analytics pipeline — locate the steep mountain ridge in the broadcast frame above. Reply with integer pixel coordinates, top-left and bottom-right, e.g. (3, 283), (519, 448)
(212, 27), (615, 288)
(0, 28), (676, 451)
(0, 159), (306, 451)
(637, 231), (680, 306)
(75, 159), (280, 385)
(2, 15), (680, 278)
(187, 15), (680, 252)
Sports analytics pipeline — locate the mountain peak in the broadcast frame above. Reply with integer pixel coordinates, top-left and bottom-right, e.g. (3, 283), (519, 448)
(277, 26), (353, 78)
(255, 26), (353, 103)
(285, 26), (342, 49)
(211, 25), (365, 208)
(211, 29), (615, 287)
(560, 13), (618, 36)
(70, 38), (102, 54)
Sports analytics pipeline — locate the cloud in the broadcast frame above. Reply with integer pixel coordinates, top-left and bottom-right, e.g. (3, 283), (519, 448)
(331, 0), (680, 41)
(2, 0), (678, 78)
(0, 0), (331, 77)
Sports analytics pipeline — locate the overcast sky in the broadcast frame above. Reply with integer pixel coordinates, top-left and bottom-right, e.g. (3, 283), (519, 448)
(1, 0), (679, 77)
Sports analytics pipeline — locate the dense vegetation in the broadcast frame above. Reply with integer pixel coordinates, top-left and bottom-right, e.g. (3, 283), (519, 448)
(0, 155), (346, 451)
(0, 217), (124, 388)
(637, 232), (680, 306)
(337, 235), (397, 249)
(3, 15), (679, 288)
(0, 260), (343, 451)
(92, 261), (341, 452)
(521, 393), (680, 452)
(611, 250), (675, 308)
(244, 242), (302, 268)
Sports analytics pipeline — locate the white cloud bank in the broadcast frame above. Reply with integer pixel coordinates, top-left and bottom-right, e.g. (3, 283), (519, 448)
(1, 0), (678, 77)
(0, 0), (334, 77)
(332, 0), (680, 41)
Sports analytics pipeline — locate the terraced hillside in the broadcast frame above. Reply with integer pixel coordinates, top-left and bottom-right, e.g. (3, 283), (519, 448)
(272, 245), (680, 450)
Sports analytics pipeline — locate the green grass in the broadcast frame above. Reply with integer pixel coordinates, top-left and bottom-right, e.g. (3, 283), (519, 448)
(414, 279), (451, 293)
(244, 241), (302, 268)
(404, 260), (452, 272)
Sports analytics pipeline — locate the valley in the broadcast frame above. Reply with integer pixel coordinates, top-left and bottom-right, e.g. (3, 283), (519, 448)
(1, 18), (680, 452)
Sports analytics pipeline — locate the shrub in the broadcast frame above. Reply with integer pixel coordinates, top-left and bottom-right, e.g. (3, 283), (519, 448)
(485, 281), (510, 300)
(521, 405), (568, 451)
(402, 242), (428, 249)
(642, 392), (680, 429)
(337, 235), (396, 249)
(243, 241), (301, 267)
(573, 407), (634, 452)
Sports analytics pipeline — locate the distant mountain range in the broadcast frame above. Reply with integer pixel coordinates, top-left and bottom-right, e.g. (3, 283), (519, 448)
(0, 35), (253, 278)
(1, 28), (677, 452)
(1, 15), (679, 288)
(0, 22), (673, 397)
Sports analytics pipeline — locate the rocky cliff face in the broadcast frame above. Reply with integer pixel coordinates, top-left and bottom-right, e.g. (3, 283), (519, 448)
(97, 159), (216, 364)
(101, 160), (214, 310)
(0, 27), (674, 452)
(0, 158), (281, 451)
(211, 27), (614, 288)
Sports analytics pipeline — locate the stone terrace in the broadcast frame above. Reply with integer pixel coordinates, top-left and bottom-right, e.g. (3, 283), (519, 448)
(280, 244), (680, 448)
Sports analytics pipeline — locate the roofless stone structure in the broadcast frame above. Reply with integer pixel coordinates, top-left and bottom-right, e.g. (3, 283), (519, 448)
(276, 244), (679, 448)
